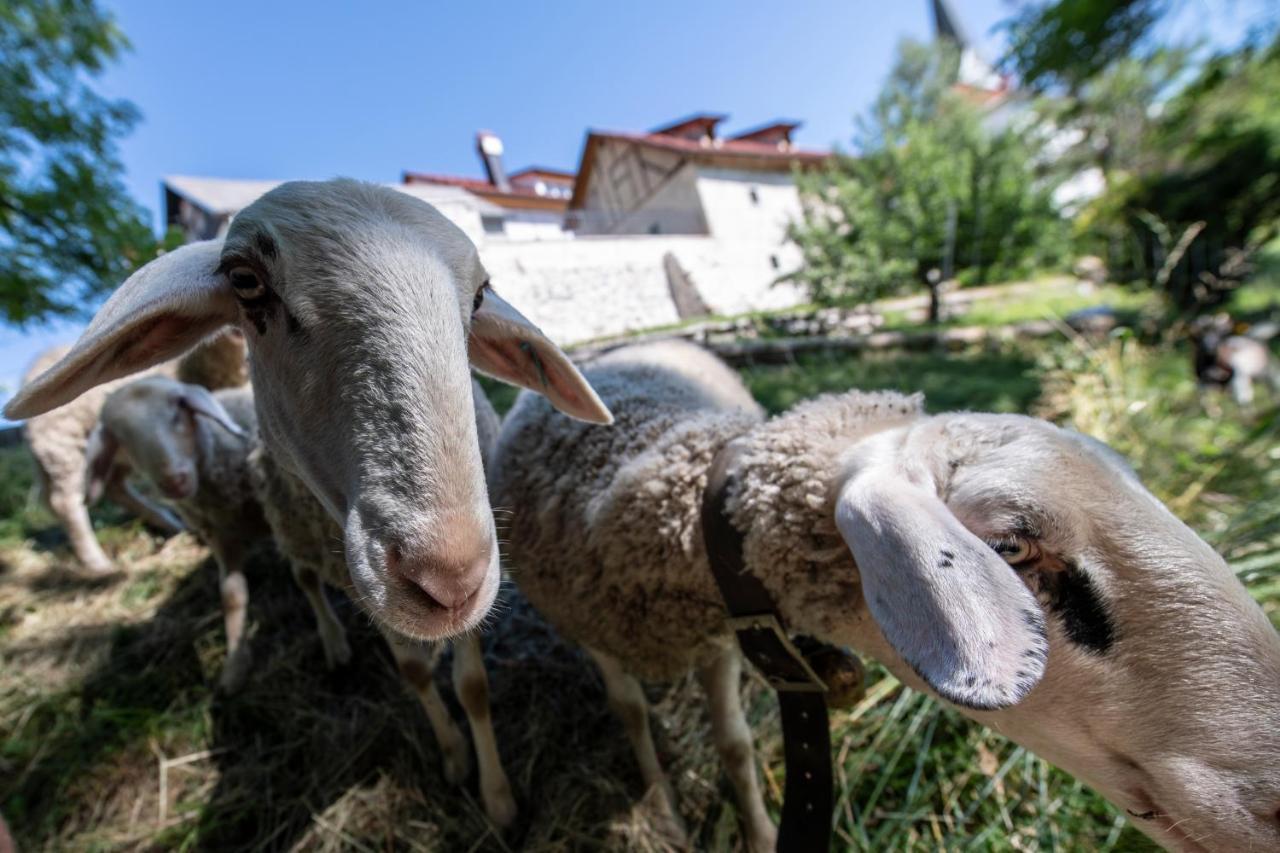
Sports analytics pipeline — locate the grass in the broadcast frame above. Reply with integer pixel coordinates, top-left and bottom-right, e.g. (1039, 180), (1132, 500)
(2, 330), (1278, 850)
(741, 347), (1043, 415)
(878, 282), (1152, 336)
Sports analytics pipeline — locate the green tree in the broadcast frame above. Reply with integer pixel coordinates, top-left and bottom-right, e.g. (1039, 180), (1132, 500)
(0, 0), (153, 324)
(1001, 0), (1167, 95)
(789, 40), (1066, 322)
(1123, 36), (1280, 308)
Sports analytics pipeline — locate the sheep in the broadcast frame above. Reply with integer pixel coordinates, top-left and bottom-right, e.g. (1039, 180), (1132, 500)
(18, 330), (250, 575)
(250, 379), (514, 824)
(6, 179), (612, 828)
(490, 339), (1280, 853)
(86, 375), (268, 692)
(1190, 312), (1280, 406)
(175, 327), (251, 390)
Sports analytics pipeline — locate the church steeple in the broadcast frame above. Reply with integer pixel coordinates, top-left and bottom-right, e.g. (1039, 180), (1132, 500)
(931, 0), (968, 46)
(929, 0), (1006, 93)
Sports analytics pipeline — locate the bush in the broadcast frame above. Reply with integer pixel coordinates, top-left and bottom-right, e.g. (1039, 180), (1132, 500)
(789, 39), (1069, 320)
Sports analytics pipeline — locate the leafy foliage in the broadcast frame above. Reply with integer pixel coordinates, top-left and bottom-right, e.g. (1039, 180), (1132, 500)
(0, 0), (153, 324)
(1073, 35), (1280, 310)
(1001, 0), (1167, 94)
(788, 40), (1067, 319)
(1004, 0), (1280, 313)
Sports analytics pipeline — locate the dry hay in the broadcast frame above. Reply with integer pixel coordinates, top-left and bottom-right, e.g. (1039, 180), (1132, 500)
(0, 524), (789, 852)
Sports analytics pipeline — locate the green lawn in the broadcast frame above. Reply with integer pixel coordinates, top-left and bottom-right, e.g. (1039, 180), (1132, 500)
(1, 330), (1277, 851)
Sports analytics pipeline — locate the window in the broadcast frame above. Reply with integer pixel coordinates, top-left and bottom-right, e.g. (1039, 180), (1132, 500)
(648, 222), (662, 235)
(481, 216), (505, 235)
(749, 186), (760, 205)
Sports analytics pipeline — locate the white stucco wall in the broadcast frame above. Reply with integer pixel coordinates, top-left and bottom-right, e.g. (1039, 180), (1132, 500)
(607, 162), (708, 235)
(474, 167), (810, 344)
(480, 232), (807, 344)
(495, 210), (570, 241)
(695, 167), (804, 244)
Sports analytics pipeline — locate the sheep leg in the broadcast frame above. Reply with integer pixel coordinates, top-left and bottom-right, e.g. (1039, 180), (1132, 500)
(290, 564), (352, 668)
(452, 634), (517, 827)
(47, 481), (114, 575)
(1230, 372), (1255, 407)
(380, 628), (472, 786)
(211, 539), (252, 693)
(105, 474), (185, 534)
(585, 646), (687, 843)
(696, 648), (777, 853)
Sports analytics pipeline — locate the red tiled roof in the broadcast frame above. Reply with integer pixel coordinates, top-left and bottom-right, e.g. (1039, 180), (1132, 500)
(650, 113), (729, 139)
(508, 166), (575, 182)
(950, 82), (1011, 109)
(401, 171), (569, 211)
(596, 130), (828, 161)
(569, 129), (830, 209)
(403, 172), (503, 192)
(730, 120), (802, 145)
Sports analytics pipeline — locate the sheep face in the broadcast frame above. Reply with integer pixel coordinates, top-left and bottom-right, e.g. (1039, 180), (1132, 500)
(223, 181), (510, 640)
(834, 413), (1280, 852)
(88, 376), (245, 502)
(4, 179), (610, 642)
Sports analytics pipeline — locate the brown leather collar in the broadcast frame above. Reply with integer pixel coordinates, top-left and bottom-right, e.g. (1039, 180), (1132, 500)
(701, 440), (833, 852)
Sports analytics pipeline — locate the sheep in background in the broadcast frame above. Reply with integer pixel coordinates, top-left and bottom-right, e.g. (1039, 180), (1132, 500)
(86, 376), (267, 691)
(1191, 312), (1280, 406)
(250, 380), (514, 824)
(18, 330), (250, 575)
(175, 327), (250, 390)
(491, 340), (1280, 853)
(6, 179), (612, 828)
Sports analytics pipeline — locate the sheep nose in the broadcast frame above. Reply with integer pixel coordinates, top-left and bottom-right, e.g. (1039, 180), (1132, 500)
(386, 538), (492, 610)
(161, 470), (192, 498)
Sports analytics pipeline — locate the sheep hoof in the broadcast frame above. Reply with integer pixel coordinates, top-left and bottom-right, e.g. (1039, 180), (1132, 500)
(640, 785), (688, 849)
(747, 823), (778, 853)
(325, 637), (353, 669)
(81, 557), (118, 577)
(219, 649), (253, 694)
(442, 745), (471, 786)
(483, 780), (518, 829)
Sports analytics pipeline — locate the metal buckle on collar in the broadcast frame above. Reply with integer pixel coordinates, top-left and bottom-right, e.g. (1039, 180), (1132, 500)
(727, 613), (828, 693)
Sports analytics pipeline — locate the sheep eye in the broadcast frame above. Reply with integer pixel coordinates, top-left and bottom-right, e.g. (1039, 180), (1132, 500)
(989, 536), (1038, 565)
(473, 281), (489, 315)
(228, 266), (266, 301)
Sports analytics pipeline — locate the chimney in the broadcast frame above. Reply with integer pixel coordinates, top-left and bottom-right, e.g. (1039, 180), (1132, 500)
(476, 131), (510, 191)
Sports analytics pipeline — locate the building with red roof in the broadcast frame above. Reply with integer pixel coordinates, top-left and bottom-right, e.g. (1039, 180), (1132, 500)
(567, 113), (829, 235)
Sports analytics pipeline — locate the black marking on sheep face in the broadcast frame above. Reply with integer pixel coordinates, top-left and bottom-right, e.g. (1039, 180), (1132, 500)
(244, 304), (269, 335)
(254, 231), (278, 259)
(243, 300), (274, 336)
(1040, 560), (1114, 655)
(284, 305), (304, 337)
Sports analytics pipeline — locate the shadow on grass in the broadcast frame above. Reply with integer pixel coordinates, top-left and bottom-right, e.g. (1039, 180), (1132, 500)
(1, 538), (732, 851)
(740, 343), (1044, 416)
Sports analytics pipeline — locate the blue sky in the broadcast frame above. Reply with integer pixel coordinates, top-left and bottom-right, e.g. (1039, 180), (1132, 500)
(96, 0), (1011, 223)
(0, 0), (1272, 414)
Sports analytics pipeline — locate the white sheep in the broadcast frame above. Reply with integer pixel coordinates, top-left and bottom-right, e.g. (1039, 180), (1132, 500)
(249, 379), (514, 824)
(6, 179), (612, 829)
(490, 339), (1280, 853)
(1191, 313), (1280, 406)
(18, 329), (249, 575)
(86, 375), (267, 692)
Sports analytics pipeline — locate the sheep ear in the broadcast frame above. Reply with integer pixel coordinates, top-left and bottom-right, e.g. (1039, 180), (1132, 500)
(469, 286), (613, 424)
(84, 424), (120, 505)
(835, 467), (1048, 710)
(4, 241), (235, 421)
(179, 386), (247, 439)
